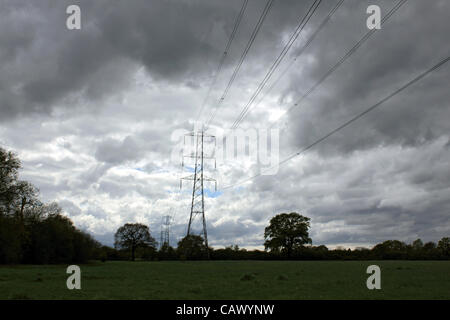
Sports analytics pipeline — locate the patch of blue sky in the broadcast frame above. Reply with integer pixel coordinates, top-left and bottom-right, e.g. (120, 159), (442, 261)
(204, 188), (223, 198)
(184, 166), (195, 173)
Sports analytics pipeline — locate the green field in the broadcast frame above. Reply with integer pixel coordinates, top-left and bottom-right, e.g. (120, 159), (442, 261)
(1, 260), (449, 300)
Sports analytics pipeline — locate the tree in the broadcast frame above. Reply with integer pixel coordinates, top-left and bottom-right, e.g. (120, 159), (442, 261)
(0, 214), (22, 263)
(137, 244), (158, 261)
(264, 212), (312, 258)
(177, 235), (207, 260)
(114, 223), (156, 261)
(372, 240), (408, 259)
(423, 241), (436, 250)
(158, 243), (177, 260)
(0, 147), (99, 264)
(412, 238), (423, 250)
(437, 237), (450, 256)
(0, 148), (21, 216)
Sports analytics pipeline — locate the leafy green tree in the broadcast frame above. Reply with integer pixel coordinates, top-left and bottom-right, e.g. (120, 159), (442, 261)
(423, 241), (436, 250)
(264, 212), (312, 258)
(72, 230), (101, 263)
(177, 235), (208, 260)
(21, 202), (100, 264)
(0, 214), (22, 263)
(372, 240), (408, 259)
(1, 148), (40, 263)
(0, 148), (21, 216)
(114, 223), (156, 261)
(412, 238), (423, 250)
(137, 244), (158, 260)
(158, 243), (177, 260)
(437, 237), (450, 256)
(1, 147), (100, 264)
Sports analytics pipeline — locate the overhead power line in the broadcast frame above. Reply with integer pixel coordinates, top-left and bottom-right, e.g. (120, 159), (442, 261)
(196, 0), (249, 123)
(250, 0), (345, 119)
(230, 0), (323, 130)
(222, 55), (450, 190)
(205, 0), (275, 128)
(269, 0), (408, 128)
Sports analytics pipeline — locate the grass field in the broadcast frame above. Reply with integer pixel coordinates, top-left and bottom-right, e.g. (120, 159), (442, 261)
(0, 260), (449, 300)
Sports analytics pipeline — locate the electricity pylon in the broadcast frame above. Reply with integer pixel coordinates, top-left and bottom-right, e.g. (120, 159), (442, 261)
(180, 129), (216, 257)
(159, 215), (171, 249)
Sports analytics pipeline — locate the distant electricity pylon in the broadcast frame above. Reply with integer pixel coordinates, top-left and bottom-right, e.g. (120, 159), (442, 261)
(159, 215), (171, 249)
(180, 129), (216, 257)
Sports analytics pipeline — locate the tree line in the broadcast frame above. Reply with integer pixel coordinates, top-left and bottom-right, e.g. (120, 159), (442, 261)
(109, 214), (449, 261)
(1, 147), (449, 264)
(0, 147), (100, 264)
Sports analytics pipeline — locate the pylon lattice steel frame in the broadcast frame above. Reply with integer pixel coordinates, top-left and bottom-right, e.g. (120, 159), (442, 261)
(160, 215), (171, 249)
(180, 130), (216, 257)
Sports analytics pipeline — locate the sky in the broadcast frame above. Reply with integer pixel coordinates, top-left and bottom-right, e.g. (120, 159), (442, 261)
(1, 0), (449, 249)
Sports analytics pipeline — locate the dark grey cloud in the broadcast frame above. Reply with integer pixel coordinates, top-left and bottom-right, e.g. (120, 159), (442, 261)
(1, 0), (220, 119)
(0, 0), (332, 121)
(279, 0), (450, 156)
(95, 136), (142, 164)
